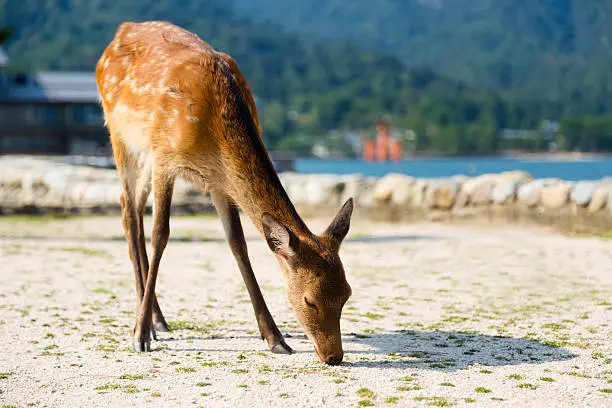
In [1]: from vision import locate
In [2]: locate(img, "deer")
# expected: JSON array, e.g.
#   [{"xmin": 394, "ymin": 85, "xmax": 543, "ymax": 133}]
[{"xmin": 95, "ymin": 21, "xmax": 354, "ymax": 365}]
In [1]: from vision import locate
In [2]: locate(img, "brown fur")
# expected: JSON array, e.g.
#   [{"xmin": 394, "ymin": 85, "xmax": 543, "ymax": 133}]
[{"xmin": 96, "ymin": 21, "xmax": 353, "ymax": 364}]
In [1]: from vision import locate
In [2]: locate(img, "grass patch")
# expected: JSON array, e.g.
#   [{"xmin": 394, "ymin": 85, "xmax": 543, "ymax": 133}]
[
  {"xmin": 57, "ymin": 247, "xmax": 109, "ymax": 257},
  {"xmin": 397, "ymin": 385, "xmax": 422, "ymax": 392},
  {"xmin": 507, "ymin": 374, "xmax": 523, "ymax": 380},
  {"xmin": 385, "ymin": 396, "xmax": 400, "ymax": 404},
  {"xmin": 413, "ymin": 396, "xmax": 451, "ymax": 406},
  {"xmin": 119, "ymin": 373, "xmax": 147, "ymax": 380},
  {"xmin": 539, "ymin": 377, "xmax": 555, "ymax": 382},
  {"xmin": 95, "ymin": 383, "xmax": 122, "ymax": 392},
  {"xmin": 123, "ymin": 384, "xmax": 139, "ymax": 394},
  {"xmin": 258, "ymin": 364, "xmax": 272, "ymax": 373},
  {"xmin": 357, "ymin": 388, "xmax": 375, "ymax": 398},
  {"xmin": 474, "ymin": 387, "xmax": 491, "ymax": 394},
  {"xmin": 600, "ymin": 388, "xmax": 612, "ymax": 393},
  {"xmin": 440, "ymin": 382, "xmax": 455, "ymax": 387},
  {"xmin": 196, "ymin": 382, "xmax": 212, "ymax": 387},
  {"xmin": 175, "ymin": 367, "xmax": 197, "ymax": 373},
  {"xmin": 232, "ymin": 369, "xmax": 248, "ymax": 374},
  {"xmin": 358, "ymin": 400, "xmax": 375, "ymax": 407},
  {"xmin": 517, "ymin": 383, "xmax": 537, "ymax": 390},
  {"xmin": 92, "ymin": 287, "xmax": 113, "ymax": 295}
]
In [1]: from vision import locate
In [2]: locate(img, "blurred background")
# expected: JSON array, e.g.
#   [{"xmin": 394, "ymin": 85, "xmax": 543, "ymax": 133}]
[{"xmin": 1, "ymin": 0, "xmax": 611, "ymax": 179}]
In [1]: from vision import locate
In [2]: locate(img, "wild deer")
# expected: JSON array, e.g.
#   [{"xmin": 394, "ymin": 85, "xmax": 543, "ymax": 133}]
[{"xmin": 95, "ymin": 21, "xmax": 353, "ymax": 365}]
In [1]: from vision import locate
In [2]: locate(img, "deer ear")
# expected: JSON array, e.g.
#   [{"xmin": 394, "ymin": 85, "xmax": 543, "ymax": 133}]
[
  {"xmin": 324, "ymin": 197, "xmax": 354, "ymax": 246},
  {"xmin": 262, "ymin": 213, "xmax": 297, "ymax": 260}
]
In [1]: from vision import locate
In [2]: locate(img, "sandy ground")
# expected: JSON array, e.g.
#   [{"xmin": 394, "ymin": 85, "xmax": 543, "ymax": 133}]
[{"xmin": 0, "ymin": 213, "xmax": 611, "ymax": 408}]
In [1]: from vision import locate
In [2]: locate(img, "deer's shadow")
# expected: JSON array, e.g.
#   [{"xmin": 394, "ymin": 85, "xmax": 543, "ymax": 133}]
[
  {"xmin": 341, "ymin": 329, "xmax": 576, "ymax": 370},
  {"xmin": 158, "ymin": 328, "xmax": 576, "ymax": 371}
]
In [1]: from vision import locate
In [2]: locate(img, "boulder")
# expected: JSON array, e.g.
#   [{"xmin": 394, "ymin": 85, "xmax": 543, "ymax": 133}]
[
  {"xmin": 517, "ymin": 178, "xmax": 560, "ymax": 207},
  {"xmin": 411, "ymin": 179, "xmax": 429, "ymax": 208},
  {"xmin": 81, "ymin": 184, "xmax": 109, "ymax": 207},
  {"xmin": 304, "ymin": 175, "xmax": 345, "ymax": 206},
  {"xmin": 540, "ymin": 182, "xmax": 572, "ymax": 210},
  {"xmin": 588, "ymin": 183, "xmax": 612, "ymax": 213},
  {"xmin": 373, "ymin": 173, "xmax": 415, "ymax": 205},
  {"xmin": 339, "ymin": 174, "xmax": 377, "ymax": 207},
  {"xmin": 470, "ymin": 179, "xmax": 496, "ymax": 206},
  {"xmin": 279, "ymin": 173, "xmax": 310, "ymax": 204},
  {"xmin": 571, "ymin": 181, "xmax": 599, "ymax": 207},
  {"xmin": 461, "ymin": 174, "xmax": 499, "ymax": 195},
  {"xmin": 425, "ymin": 179, "xmax": 460, "ymax": 209},
  {"xmin": 492, "ymin": 180, "xmax": 519, "ymax": 204},
  {"xmin": 498, "ymin": 170, "xmax": 533, "ymax": 185},
  {"xmin": 454, "ymin": 190, "xmax": 470, "ymax": 208}
]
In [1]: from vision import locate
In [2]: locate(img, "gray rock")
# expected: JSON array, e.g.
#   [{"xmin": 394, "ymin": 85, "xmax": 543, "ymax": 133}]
[
  {"xmin": 305, "ymin": 175, "xmax": 345, "ymax": 206},
  {"xmin": 492, "ymin": 180, "xmax": 519, "ymax": 204},
  {"xmin": 571, "ymin": 181, "xmax": 599, "ymax": 207},
  {"xmin": 340, "ymin": 175, "xmax": 377, "ymax": 207},
  {"xmin": 517, "ymin": 179, "xmax": 560, "ymax": 207}
]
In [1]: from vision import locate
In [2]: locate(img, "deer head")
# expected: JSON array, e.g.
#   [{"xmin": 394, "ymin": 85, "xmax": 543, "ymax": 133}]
[{"xmin": 262, "ymin": 198, "xmax": 354, "ymax": 365}]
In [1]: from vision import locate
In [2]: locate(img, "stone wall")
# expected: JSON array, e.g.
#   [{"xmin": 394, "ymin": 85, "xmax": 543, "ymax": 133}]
[{"xmin": 1, "ymin": 156, "xmax": 611, "ymax": 233}]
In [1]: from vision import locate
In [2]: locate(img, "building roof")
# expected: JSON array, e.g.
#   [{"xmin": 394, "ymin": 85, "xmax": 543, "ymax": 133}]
[{"xmin": 33, "ymin": 71, "xmax": 100, "ymax": 102}]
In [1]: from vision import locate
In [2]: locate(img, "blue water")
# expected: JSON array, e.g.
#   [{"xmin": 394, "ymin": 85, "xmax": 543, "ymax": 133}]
[{"xmin": 294, "ymin": 156, "xmax": 612, "ymax": 181}]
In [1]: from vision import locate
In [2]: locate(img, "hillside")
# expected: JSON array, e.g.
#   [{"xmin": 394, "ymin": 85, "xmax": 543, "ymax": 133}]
[
  {"xmin": 232, "ymin": 0, "xmax": 612, "ymax": 104},
  {"xmin": 2, "ymin": 0, "xmax": 547, "ymax": 154},
  {"xmin": 2, "ymin": 1, "xmax": 610, "ymax": 153}
]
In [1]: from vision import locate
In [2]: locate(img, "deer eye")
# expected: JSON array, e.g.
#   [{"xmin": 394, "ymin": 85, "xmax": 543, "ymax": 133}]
[{"xmin": 304, "ymin": 297, "xmax": 318, "ymax": 312}]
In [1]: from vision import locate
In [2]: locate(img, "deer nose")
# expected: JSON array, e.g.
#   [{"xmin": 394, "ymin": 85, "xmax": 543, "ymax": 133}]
[{"xmin": 325, "ymin": 352, "xmax": 344, "ymax": 366}]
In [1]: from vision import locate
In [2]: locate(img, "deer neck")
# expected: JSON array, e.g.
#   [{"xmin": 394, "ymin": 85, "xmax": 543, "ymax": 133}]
[{"xmin": 220, "ymin": 127, "xmax": 311, "ymax": 240}]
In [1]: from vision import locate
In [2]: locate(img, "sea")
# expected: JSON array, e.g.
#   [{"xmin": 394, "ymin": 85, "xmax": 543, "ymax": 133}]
[{"xmin": 293, "ymin": 156, "xmax": 612, "ymax": 181}]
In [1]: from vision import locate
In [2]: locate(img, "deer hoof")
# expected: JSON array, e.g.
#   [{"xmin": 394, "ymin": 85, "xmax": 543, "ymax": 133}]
[
  {"xmin": 271, "ymin": 341, "xmax": 293, "ymax": 355},
  {"xmin": 133, "ymin": 339, "xmax": 151, "ymax": 352},
  {"xmin": 154, "ymin": 321, "xmax": 171, "ymax": 332}
]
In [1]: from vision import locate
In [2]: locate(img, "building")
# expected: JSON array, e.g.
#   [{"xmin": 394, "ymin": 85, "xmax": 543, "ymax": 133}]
[{"xmin": 0, "ymin": 48, "xmax": 107, "ymax": 155}]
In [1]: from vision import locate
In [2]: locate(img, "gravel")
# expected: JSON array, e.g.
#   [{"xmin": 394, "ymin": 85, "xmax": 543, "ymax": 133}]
[{"xmin": 0, "ymin": 214, "xmax": 611, "ymax": 407}]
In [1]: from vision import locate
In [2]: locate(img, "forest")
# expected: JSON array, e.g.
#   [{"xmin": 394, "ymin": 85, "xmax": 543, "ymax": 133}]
[{"xmin": 2, "ymin": 0, "xmax": 612, "ymax": 155}]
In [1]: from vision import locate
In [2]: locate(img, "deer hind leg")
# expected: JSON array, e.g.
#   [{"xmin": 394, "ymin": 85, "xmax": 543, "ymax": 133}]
[
  {"xmin": 133, "ymin": 163, "xmax": 170, "ymax": 334},
  {"xmin": 211, "ymin": 192, "xmax": 293, "ymax": 354},
  {"xmin": 110, "ymin": 134, "xmax": 167, "ymax": 347},
  {"xmin": 133, "ymin": 163, "xmax": 174, "ymax": 352}
]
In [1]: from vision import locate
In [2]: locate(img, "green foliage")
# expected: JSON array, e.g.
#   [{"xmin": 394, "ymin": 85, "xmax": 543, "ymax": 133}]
[
  {"xmin": 4, "ymin": 1, "xmax": 607, "ymax": 154},
  {"xmin": 232, "ymin": 0, "xmax": 612, "ymax": 102}
]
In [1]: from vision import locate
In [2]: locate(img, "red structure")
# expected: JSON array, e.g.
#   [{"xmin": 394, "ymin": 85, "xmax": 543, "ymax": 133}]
[
  {"xmin": 363, "ymin": 119, "xmax": 402, "ymax": 162},
  {"xmin": 363, "ymin": 139, "xmax": 375, "ymax": 162},
  {"xmin": 389, "ymin": 139, "xmax": 402, "ymax": 162},
  {"xmin": 375, "ymin": 119, "xmax": 389, "ymax": 161}
]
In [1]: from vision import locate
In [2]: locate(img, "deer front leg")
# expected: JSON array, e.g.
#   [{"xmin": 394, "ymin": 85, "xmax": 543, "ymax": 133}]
[
  {"xmin": 133, "ymin": 169, "xmax": 174, "ymax": 352},
  {"xmin": 212, "ymin": 193, "xmax": 293, "ymax": 354}
]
